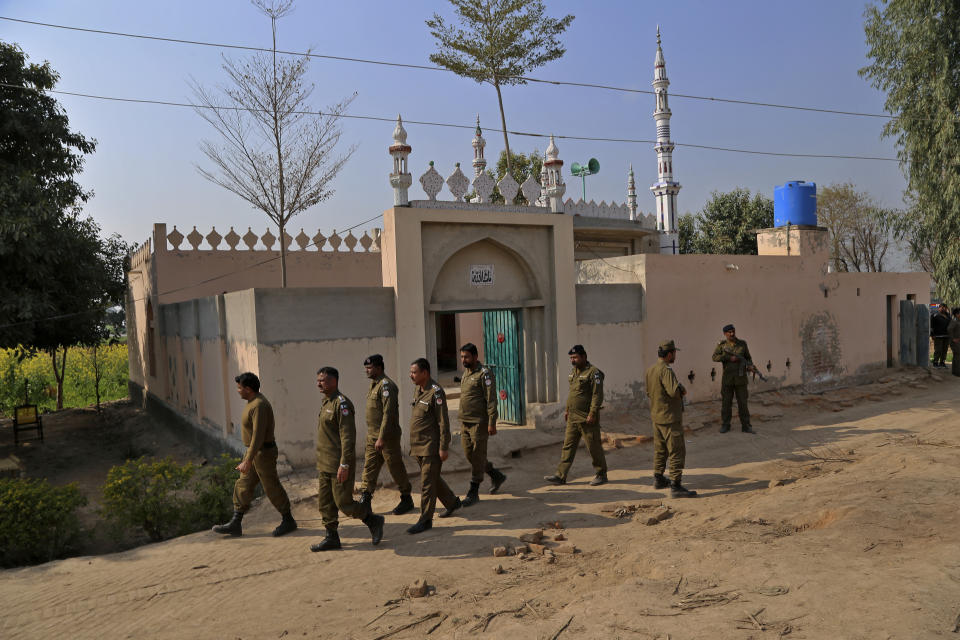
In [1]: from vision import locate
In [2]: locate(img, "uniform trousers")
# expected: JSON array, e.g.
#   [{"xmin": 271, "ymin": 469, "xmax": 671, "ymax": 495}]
[
  {"xmin": 360, "ymin": 434, "xmax": 412, "ymax": 495},
  {"xmin": 317, "ymin": 466, "xmax": 367, "ymax": 530},
  {"xmin": 933, "ymin": 337, "xmax": 950, "ymax": 366},
  {"xmin": 461, "ymin": 423, "xmax": 490, "ymax": 484},
  {"xmin": 951, "ymin": 342, "xmax": 960, "ymax": 377},
  {"xmin": 720, "ymin": 382, "xmax": 751, "ymax": 429},
  {"xmin": 232, "ymin": 446, "xmax": 291, "ymax": 515},
  {"xmin": 652, "ymin": 421, "xmax": 686, "ymax": 483},
  {"xmin": 556, "ymin": 420, "xmax": 607, "ymax": 480},
  {"xmin": 416, "ymin": 454, "xmax": 458, "ymax": 520}
]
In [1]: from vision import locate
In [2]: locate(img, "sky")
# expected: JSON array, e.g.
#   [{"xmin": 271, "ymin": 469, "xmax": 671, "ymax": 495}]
[{"xmin": 1, "ymin": 0, "xmax": 908, "ymax": 253}]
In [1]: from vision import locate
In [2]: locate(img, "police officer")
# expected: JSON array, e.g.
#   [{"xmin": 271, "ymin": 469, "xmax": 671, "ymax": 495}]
[
  {"xmin": 544, "ymin": 345, "xmax": 608, "ymax": 486},
  {"xmin": 711, "ymin": 324, "xmax": 756, "ymax": 434},
  {"xmin": 213, "ymin": 372, "xmax": 297, "ymax": 537},
  {"xmin": 406, "ymin": 358, "xmax": 461, "ymax": 534},
  {"xmin": 458, "ymin": 343, "xmax": 507, "ymax": 507},
  {"xmin": 358, "ymin": 355, "xmax": 414, "ymax": 515},
  {"xmin": 949, "ymin": 307, "xmax": 960, "ymax": 377},
  {"xmin": 645, "ymin": 341, "xmax": 696, "ymax": 498},
  {"xmin": 310, "ymin": 366, "xmax": 385, "ymax": 552}
]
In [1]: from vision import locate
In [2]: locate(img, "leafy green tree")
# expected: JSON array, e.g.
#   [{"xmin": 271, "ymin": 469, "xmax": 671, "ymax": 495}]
[
  {"xmin": 426, "ymin": 0, "xmax": 574, "ymax": 176},
  {"xmin": 690, "ymin": 188, "xmax": 773, "ymax": 255},
  {"xmin": 0, "ymin": 42, "xmax": 95, "ymax": 347},
  {"xmin": 492, "ymin": 149, "xmax": 542, "ymax": 204},
  {"xmin": 677, "ymin": 213, "xmax": 697, "ymax": 254},
  {"xmin": 861, "ymin": 0, "xmax": 960, "ymax": 300},
  {"xmin": 0, "ymin": 43, "xmax": 129, "ymax": 409}
]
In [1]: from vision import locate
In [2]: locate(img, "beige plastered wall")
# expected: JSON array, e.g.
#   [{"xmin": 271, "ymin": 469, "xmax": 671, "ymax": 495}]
[{"xmin": 576, "ymin": 251, "xmax": 930, "ymax": 406}]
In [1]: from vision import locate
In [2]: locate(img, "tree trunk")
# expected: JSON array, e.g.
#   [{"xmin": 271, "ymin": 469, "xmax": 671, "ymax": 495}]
[
  {"xmin": 279, "ymin": 220, "xmax": 287, "ymax": 288},
  {"xmin": 92, "ymin": 345, "xmax": 102, "ymax": 413},
  {"xmin": 493, "ymin": 79, "xmax": 513, "ymax": 177},
  {"xmin": 50, "ymin": 346, "xmax": 68, "ymax": 411}
]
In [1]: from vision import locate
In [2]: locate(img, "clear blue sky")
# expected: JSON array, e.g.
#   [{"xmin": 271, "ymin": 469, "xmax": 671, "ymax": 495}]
[{"xmin": 1, "ymin": 0, "xmax": 905, "ymax": 250}]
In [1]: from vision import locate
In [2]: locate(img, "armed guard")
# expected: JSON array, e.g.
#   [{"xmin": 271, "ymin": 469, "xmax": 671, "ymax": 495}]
[
  {"xmin": 544, "ymin": 345, "xmax": 608, "ymax": 486},
  {"xmin": 457, "ymin": 343, "xmax": 507, "ymax": 506},
  {"xmin": 310, "ymin": 366, "xmax": 385, "ymax": 552},
  {"xmin": 645, "ymin": 341, "xmax": 696, "ymax": 497},
  {"xmin": 711, "ymin": 324, "xmax": 757, "ymax": 434},
  {"xmin": 358, "ymin": 354, "xmax": 414, "ymax": 515}
]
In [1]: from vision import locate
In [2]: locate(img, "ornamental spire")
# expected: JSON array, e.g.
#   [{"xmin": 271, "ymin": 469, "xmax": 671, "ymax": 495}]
[
  {"xmin": 650, "ymin": 28, "xmax": 681, "ymax": 252},
  {"xmin": 471, "ymin": 115, "xmax": 487, "ymax": 179}
]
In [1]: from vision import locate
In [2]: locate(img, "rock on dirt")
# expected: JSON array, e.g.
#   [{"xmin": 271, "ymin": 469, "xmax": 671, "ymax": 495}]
[
  {"xmin": 641, "ymin": 507, "xmax": 673, "ymax": 526},
  {"xmin": 519, "ymin": 530, "xmax": 544, "ymax": 543},
  {"xmin": 554, "ymin": 543, "xmax": 578, "ymax": 554},
  {"xmin": 405, "ymin": 578, "xmax": 431, "ymax": 598},
  {"xmin": 493, "ymin": 546, "xmax": 508, "ymax": 557}
]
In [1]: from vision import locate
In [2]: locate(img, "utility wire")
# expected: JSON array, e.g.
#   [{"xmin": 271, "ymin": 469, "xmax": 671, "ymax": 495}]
[
  {"xmin": 0, "ymin": 14, "xmax": 902, "ymax": 122},
  {"xmin": 0, "ymin": 213, "xmax": 385, "ymax": 331},
  {"xmin": 0, "ymin": 82, "xmax": 900, "ymax": 161}
]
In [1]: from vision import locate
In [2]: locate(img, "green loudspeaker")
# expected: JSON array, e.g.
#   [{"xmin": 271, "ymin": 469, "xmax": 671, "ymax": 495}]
[
  {"xmin": 587, "ymin": 157, "xmax": 599, "ymax": 174},
  {"xmin": 571, "ymin": 158, "xmax": 600, "ymax": 176},
  {"xmin": 571, "ymin": 162, "xmax": 582, "ymax": 175}
]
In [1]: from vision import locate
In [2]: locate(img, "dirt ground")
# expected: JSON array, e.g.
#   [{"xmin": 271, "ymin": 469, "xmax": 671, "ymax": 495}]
[{"xmin": 2, "ymin": 369, "xmax": 960, "ymax": 639}]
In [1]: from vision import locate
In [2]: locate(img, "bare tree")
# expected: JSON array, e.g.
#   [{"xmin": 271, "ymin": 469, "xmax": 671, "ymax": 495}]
[
  {"xmin": 191, "ymin": 0, "xmax": 356, "ymax": 287},
  {"xmin": 818, "ymin": 183, "xmax": 894, "ymax": 272},
  {"xmin": 426, "ymin": 0, "xmax": 574, "ymax": 176}
]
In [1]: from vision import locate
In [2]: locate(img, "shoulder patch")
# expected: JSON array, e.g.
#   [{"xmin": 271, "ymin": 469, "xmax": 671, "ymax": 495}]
[
  {"xmin": 382, "ymin": 388, "xmax": 390, "ymax": 397},
  {"xmin": 341, "ymin": 406, "xmax": 350, "ymax": 416},
  {"xmin": 435, "ymin": 395, "xmax": 443, "ymax": 405}
]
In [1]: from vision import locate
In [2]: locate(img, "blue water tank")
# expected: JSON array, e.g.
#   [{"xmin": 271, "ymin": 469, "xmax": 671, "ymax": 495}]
[{"xmin": 774, "ymin": 180, "xmax": 817, "ymax": 227}]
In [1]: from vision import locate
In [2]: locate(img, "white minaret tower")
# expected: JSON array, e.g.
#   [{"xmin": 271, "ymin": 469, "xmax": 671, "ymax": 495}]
[
  {"xmin": 471, "ymin": 115, "xmax": 487, "ymax": 179},
  {"xmin": 650, "ymin": 26, "xmax": 681, "ymax": 254},
  {"xmin": 627, "ymin": 164, "xmax": 638, "ymax": 221},
  {"xmin": 389, "ymin": 115, "xmax": 412, "ymax": 206}
]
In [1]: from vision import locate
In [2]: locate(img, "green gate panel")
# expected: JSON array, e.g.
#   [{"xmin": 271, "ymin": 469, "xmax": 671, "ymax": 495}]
[{"xmin": 482, "ymin": 310, "xmax": 525, "ymax": 424}]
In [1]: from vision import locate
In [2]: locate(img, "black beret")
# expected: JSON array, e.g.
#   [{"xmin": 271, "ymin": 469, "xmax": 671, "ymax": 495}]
[
  {"xmin": 568, "ymin": 344, "xmax": 586, "ymax": 356},
  {"xmin": 363, "ymin": 354, "xmax": 384, "ymax": 367},
  {"xmin": 722, "ymin": 324, "xmax": 735, "ymax": 333}
]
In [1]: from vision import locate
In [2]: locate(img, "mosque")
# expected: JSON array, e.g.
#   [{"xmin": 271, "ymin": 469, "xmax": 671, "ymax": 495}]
[{"xmin": 124, "ymin": 31, "xmax": 930, "ymax": 465}]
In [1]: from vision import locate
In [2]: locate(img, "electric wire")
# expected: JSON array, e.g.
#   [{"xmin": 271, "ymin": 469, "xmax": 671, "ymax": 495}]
[
  {"xmin": 0, "ymin": 82, "xmax": 900, "ymax": 162},
  {"xmin": 0, "ymin": 14, "xmax": 903, "ymax": 122}
]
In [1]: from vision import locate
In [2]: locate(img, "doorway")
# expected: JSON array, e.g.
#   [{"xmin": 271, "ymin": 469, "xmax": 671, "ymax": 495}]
[
  {"xmin": 886, "ymin": 295, "xmax": 896, "ymax": 367},
  {"xmin": 434, "ymin": 309, "xmax": 526, "ymax": 424}
]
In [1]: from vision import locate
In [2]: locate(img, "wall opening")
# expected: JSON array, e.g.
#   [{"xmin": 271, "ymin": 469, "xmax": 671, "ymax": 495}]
[
  {"xmin": 146, "ymin": 300, "xmax": 157, "ymax": 378},
  {"xmin": 907, "ymin": 293, "xmax": 917, "ymax": 302},
  {"xmin": 886, "ymin": 295, "xmax": 896, "ymax": 367},
  {"xmin": 856, "ymin": 287, "xmax": 860, "ymax": 297}
]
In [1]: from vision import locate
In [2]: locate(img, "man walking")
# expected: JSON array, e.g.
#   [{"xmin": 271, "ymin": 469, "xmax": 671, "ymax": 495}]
[
  {"xmin": 213, "ymin": 372, "xmax": 297, "ymax": 538},
  {"xmin": 712, "ymin": 325, "xmax": 757, "ymax": 434},
  {"xmin": 358, "ymin": 354, "xmax": 414, "ymax": 516},
  {"xmin": 458, "ymin": 343, "xmax": 507, "ymax": 506},
  {"xmin": 544, "ymin": 345, "xmax": 608, "ymax": 486},
  {"xmin": 645, "ymin": 341, "xmax": 696, "ymax": 498},
  {"xmin": 931, "ymin": 303, "xmax": 952, "ymax": 368},
  {"xmin": 949, "ymin": 307, "xmax": 960, "ymax": 377},
  {"xmin": 406, "ymin": 358, "xmax": 461, "ymax": 534},
  {"xmin": 310, "ymin": 366, "xmax": 385, "ymax": 552}
]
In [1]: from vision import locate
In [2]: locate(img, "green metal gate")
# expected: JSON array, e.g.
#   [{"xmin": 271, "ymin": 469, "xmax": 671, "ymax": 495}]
[{"xmin": 482, "ymin": 309, "xmax": 525, "ymax": 424}]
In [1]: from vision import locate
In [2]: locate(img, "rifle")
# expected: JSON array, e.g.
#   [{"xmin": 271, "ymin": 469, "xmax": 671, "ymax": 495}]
[{"xmin": 723, "ymin": 347, "xmax": 767, "ymax": 382}]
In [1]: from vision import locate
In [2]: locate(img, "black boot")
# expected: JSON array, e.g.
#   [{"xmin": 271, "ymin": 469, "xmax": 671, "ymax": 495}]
[
  {"xmin": 406, "ymin": 518, "xmax": 432, "ymax": 535},
  {"xmin": 653, "ymin": 473, "xmax": 670, "ymax": 489},
  {"xmin": 543, "ymin": 474, "xmax": 566, "ymax": 485},
  {"xmin": 670, "ymin": 479, "xmax": 697, "ymax": 498},
  {"xmin": 741, "ymin": 425, "xmax": 756, "ymax": 434},
  {"xmin": 212, "ymin": 511, "xmax": 243, "ymax": 536},
  {"xmin": 590, "ymin": 472, "xmax": 608, "ymax": 486},
  {"xmin": 462, "ymin": 482, "xmax": 481, "ymax": 507},
  {"xmin": 359, "ymin": 490, "xmax": 373, "ymax": 507},
  {"xmin": 486, "ymin": 464, "xmax": 507, "ymax": 494},
  {"xmin": 272, "ymin": 512, "xmax": 297, "ymax": 537},
  {"xmin": 438, "ymin": 497, "xmax": 462, "ymax": 518},
  {"xmin": 363, "ymin": 513, "xmax": 385, "ymax": 546},
  {"xmin": 310, "ymin": 528, "xmax": 341, "ymax": 551},
  {"xmin": 719, "ymin": 424, "xmax": 730, "ymax": 433},
  {"xmin": 393, "ymin": 493, "xmax": 415, "ymax": 515}
]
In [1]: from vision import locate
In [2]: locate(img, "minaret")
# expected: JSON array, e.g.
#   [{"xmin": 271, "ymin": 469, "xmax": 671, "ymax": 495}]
[
  {"xmin": 472, "ymin": 115, "xmax": 487, "ymax": 179},
  {"xmin": 389, "ymin": 115, "xmax": 412, "ymax": 206},
  {"xmin": 543, "ymin": 135, "xmax": 566, "ymax": 213},
  {"xmin": 627, "ymin": 164, "xmax": 638, "ymax": 221},
  {"xmin": 650, "ymin": 26, "xmax": 681, "ymax": 253}
]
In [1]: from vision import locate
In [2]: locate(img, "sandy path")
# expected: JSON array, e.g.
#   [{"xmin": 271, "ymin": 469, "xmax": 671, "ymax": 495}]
[{"xmin": 2, "ymin": 371, "xmax": 958, "ymax": 639}]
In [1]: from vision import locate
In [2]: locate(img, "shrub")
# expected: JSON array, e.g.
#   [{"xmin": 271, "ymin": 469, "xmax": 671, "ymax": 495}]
[
  {"xmin": 0, "ymin": 479, "xmax": 88, "ymax": 567},
  {"xmin": 101, "ymin": 454, "xmax": 240, "ymax": 542}
]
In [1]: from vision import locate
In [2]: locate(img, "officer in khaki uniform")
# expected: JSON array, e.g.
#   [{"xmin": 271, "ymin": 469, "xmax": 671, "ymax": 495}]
[
  {"xmin": 645, "ymin": 341, "xmax": 696, "ymax": 498},
  {"xmin": 213, "ymin": 372, "xmax": 297, "ymax": 537},
  {"xmin": 458, "ymin": 343, "xmax": 507, "ymax": 507},
  {"xmin": 406, "ymin": 358, "xmax": 461, "ymax": 534},
  {"xmin": 311, "ymin": 366, "xmax": 385, "ymax": 552},
  {"xmin": 544, "ymin": 345, "xmax": 608, "ymax": 486},
  {"xmin": 358, "ymin": 354, "xmax": 414, "ymax": 515},
  {"xmin": 711, "ymin": 324, "xmax": 756, "ymax": 434}
]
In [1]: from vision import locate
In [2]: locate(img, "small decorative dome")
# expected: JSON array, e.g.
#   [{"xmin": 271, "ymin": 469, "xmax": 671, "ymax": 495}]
[
  {"xmin": 545, "ymin": 134, "xmax": 559, "ymax": 160},
  {"xmin": 392, "ymin": 114, "xmax": 408, "ymax": 145}
]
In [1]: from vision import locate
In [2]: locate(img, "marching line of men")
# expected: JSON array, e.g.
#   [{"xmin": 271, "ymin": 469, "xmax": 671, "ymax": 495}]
[{"xmin": 213, "ymin": 327, "xmax": 761, "ymax": 549}]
